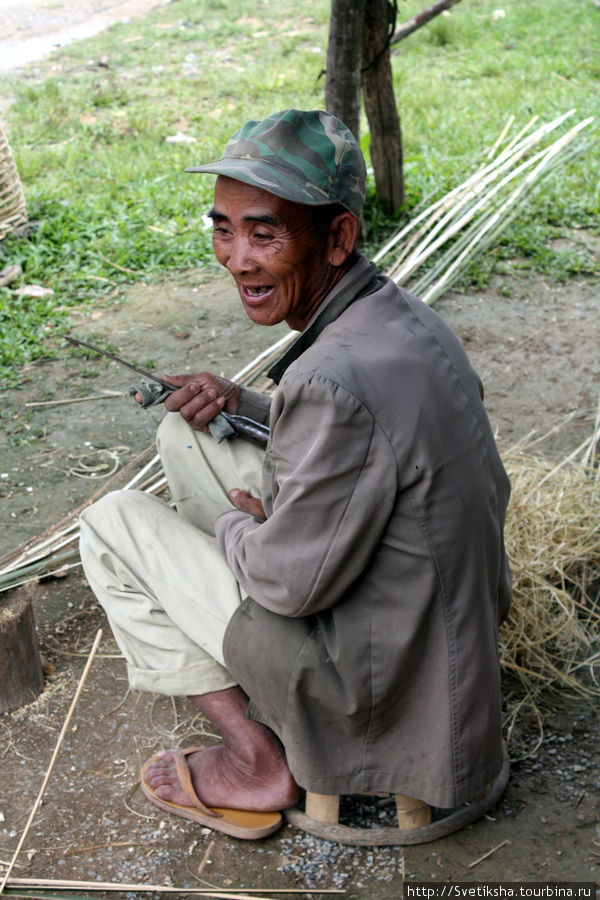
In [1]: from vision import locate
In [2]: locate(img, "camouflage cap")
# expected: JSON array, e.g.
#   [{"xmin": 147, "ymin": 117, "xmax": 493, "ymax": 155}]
[{"xmin": 186, "ymin": 108, "xmax": 366, "ymax": 218}]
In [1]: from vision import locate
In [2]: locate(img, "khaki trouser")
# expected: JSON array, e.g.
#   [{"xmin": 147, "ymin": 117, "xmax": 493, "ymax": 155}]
[{"xmin": 79, "ymin": 413, "xmax": 265, "ymax": 696}]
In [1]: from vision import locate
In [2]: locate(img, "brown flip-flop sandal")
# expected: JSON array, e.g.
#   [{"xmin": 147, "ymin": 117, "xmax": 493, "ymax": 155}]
[
  {"xmin": 284, "ymin": 755, "xmax": 510, "ymax": 846},
  {"xmin": 140, "ymin": 747, "xmax": 283, "ymax": 840}
]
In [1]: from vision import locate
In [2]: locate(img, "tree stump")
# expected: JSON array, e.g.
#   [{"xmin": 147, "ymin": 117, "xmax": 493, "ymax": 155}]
[{"xmin": 0, "ymin": 586, "xmax": 44, "ymax": 714}]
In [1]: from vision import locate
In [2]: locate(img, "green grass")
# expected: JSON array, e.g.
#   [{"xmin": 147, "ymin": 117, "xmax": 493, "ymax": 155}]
[{"xmin": 0, "ymin": 0, "xmax": 598, "ymax": 386}]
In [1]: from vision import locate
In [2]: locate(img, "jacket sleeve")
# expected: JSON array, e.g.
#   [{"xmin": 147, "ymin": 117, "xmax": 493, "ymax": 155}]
[
  {"xmin": 215, "ymin": 370, "xmax": 397, "ymax": 617},
  {"xmin": 236, "ymin": 387, "xmax": 271, "ymax": 425}
]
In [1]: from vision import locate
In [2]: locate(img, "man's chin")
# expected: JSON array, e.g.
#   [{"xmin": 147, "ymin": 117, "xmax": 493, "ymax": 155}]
[{"xmin": 242, "ymin": 301, "xmax": 284, "ymax": 327}]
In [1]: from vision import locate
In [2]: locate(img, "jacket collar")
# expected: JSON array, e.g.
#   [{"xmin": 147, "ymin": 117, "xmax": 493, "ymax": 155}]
[{"xmin": 267, "ymin": 252, "xmax": 379, "ymax": 384}]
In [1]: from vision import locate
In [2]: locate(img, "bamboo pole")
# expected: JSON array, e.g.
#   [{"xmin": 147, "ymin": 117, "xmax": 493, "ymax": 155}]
[
  {"xmin": 372, "ymin": 109, "xmax": 577, "ymax": 266},
  {"xmin": 0, "ymin": 631, "xmax": 103, "ymax": 895},
  {"xmin": 386, "ymin": 116, "xmax": 588, "ymax": 289},
  {"xmin": 419, "ymin": 118, "xmax": 593, "ymax": 304},
  {"xmin": 231, "ymin": 331, "xmax": 296, "ymax": 383},
  {"xmin": 5, "ymin": 878, "xmax": 343, "ymax": 896}
]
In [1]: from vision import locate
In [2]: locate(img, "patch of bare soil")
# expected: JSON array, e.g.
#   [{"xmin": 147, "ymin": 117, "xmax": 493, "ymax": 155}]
[
  {"xmin": 1, "ymin": 246, "xmax": 599, "ymax": 893},
  {"xmin": 0, "ymin": 0, "xmax": 166, "ymax": 71}
]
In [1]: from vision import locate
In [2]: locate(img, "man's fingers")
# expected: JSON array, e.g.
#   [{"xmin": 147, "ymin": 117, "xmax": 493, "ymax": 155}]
[
  {"xmin": 229, "ymin": 489, "xmax": 265, "ymax": 520},
  {"xmin": 165, "ymin": 382, "xmax": 217, "ymax": 415},
  {"xmin": 190, "ymin": 396, "xmax": 225, "ymax": 430},
  {"xmin": 164, "ymin": 381, "xmax": 198, "ymax": 411},
  {"xmin": 160, "ymin": 372, "xmax": 187, "ymax": 387},
  {"xmin": 173, "ymin": 387, "xmax": 226, "ymax": 431}
]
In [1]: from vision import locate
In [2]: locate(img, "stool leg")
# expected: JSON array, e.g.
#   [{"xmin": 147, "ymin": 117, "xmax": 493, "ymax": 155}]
[
  {"xmin": 305, "ymin": 792, "xmax": 340, "ymax": 824},
  {"xmin": 395, "ymin": 793, "xmax": 431, "ymax": 829}
]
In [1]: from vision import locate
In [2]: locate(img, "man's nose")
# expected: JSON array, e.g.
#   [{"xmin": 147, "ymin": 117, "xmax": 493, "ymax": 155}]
[{"xmin": 226, "ymin": 236, "xmax": 256, "ymax": 274}]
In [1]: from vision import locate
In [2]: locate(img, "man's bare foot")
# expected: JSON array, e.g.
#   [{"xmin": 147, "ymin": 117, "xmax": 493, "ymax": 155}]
[
  {"xmin": 143, "ymin": 686, "xmax": 299, "ymax": 812},
  {"xmin": 143, "ymin": 743, "xmax": 299, "ymax": 811}
]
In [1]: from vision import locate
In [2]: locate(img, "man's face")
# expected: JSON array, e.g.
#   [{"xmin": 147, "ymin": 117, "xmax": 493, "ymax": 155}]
[{"xmin": 209, "ymin": 176, "xmax": 336, "ymax": 332}]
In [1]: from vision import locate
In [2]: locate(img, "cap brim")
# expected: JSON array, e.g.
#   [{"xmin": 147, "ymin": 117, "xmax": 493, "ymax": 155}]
[{"xmin": 185, "ymin": 158, "xmax": 336, "ymax": 209}]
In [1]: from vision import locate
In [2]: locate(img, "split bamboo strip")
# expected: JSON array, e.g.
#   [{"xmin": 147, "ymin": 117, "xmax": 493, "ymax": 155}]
[
  {"xmin": 383, "ymin": 116, "xmax": 592, "ymax": 301},
  {"xmin": 383, "ymin": 125, "xmax": 554, "ymax": 279},
  {"xmin": 411, "ymin": 146, "xmax": 579, "ymax": 304},
  {"xmin": 231, "ymin": 331, "xmax": 296, "ymax": 383},
  {"xmin": 6, "ymin": 878, "xmax": 343, "ymax": 896},
  {"xmin": 0, "ymin": 556, "xmax": 81, "ymax": 592},
  {"xmin": 482, "ymin": 115, "xmax": 515, "ymax": 162},
  {"xmin": 372, "ymin": 109, "xmax": 576, "ymax": 266},
  {"xmin": 373, "ymin": 114, "xmax": 576, "ymax": 295},
  {"xmin": 373, "ymin": 111, "xmax": 593, "ymax": 312},
  {"xmin": 0, "ymin": 630, "xmax": 103, "ymax": 895},
  {"xmin": 408, "ymin": 137, "xmax": 584, "ymax": 305},
  {"xmin": 492, "ymin": 114, "xmax": 540, "ymax": 164},
  {"xmin": 385, "ymin": 143, "xmax": 545, "ymax": 284},
  {"xmin": 0, "ymin": 525, "xmax": 79, "ymax": 580},
  {"xmin": 3, "ymin": 889, "xmax": 275, "ymax": 900},
  {"xmin": 467, "ymin": 839, "xmax": 511, "ymax": 869},
  {"xmin": 25, "ymin": 391, "xmax": 124, "ymax": 407},
  {"xmin": 418, "ymin": 121, "xmax": 593, "ymax": 305},
  {"xmin": 580, "ymin": 394, "xmax": 600, "ymax": 473},
  {"xmin": 195, "ymin": 838, "xmax": 216, "ymax": 877}
]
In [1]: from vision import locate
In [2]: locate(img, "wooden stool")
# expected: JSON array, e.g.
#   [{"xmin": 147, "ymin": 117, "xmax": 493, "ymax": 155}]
[
  {"xmin": 284, "ymin": 754, "xmax": 510, "ymax": 846},
  {"xmin": 306, "ymin": 790, "xmax": 431, "ymax": 829},
  {"xmin": 284, "ymin": 789, "xmax": 433, "ymax": 845}
]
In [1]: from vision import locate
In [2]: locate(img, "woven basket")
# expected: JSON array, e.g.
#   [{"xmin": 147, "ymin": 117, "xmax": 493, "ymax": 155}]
[{"xmin": 0, "ymin": 122, "xmax": 28, "ymax": 240}]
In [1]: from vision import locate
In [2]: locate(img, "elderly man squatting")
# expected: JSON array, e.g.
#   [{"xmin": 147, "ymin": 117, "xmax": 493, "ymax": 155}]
[{"xmin": 79, "ymin": 109, "xmax": 512, "ymax": 841}]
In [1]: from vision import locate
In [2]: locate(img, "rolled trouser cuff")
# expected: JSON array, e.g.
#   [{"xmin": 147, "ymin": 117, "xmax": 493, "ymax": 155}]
[{"xmin": 126, "ymin": 658, "xmax": 237, "ymax": 697}]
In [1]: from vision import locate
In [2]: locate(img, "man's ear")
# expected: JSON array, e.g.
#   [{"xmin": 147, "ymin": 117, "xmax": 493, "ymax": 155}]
[{"xmin": 327, "ymin": 212, "xmax": 359, "ymax": 267}]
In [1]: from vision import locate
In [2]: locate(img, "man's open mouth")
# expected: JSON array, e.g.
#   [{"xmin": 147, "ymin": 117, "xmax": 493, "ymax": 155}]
[{"xmin": 243, "ymin": 285, "xmax": 273, "ymax": 298}]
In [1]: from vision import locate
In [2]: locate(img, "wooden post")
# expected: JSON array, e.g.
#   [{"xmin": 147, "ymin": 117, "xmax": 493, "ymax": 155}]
[
  {"xmin": 361, "ymin": 0, "xmax": 405, "ymax": 213},
  {"xmin": 0, "ymin": 586, "xmax": 44, "ymax": 714},
  {"xmin": 325, "ymin": 0, "xmax": 366, "ymax": 143}
]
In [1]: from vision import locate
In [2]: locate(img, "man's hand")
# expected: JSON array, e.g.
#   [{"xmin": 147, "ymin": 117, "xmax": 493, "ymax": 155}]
[
  {"xmin": 161, "ymin": 372, "xmax": 242, "ymax": 433},
  {"xmin": 229, "ymin": 489, "xmax": 265, "ymax": 521}
]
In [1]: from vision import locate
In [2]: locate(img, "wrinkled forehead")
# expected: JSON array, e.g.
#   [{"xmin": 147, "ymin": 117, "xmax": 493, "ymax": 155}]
[{"xmin": 211, "ymin": 174, "xmax": 314, "ymax": 227}]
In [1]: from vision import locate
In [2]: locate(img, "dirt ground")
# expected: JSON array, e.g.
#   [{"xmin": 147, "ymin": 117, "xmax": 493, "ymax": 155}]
[{"xmin": 1, "ymin": 3, "xmax": 600, "ymax": 894}]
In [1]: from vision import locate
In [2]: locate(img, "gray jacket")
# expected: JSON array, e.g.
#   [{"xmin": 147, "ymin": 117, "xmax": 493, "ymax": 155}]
[{"xmin": 217, "ymin": 252, "xmax": 511, "ymax": 807}]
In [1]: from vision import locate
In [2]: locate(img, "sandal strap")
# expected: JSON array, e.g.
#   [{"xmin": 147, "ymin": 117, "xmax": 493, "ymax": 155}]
[{"xmin": 172, "ymin": 748, "xmax": 222, "ymax": 819}]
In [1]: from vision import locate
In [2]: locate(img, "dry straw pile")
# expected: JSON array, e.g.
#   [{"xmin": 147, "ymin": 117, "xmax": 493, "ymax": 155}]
[{"xmin": 499, "ymin": 430, "xmax": 600, "ymax": 745}]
